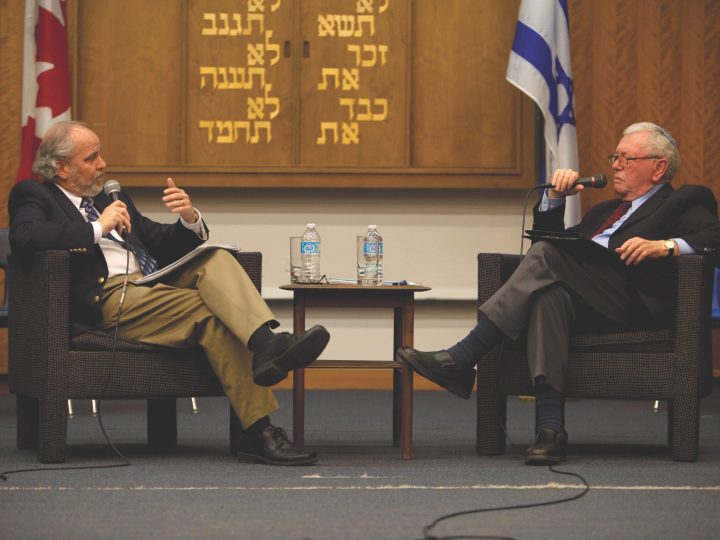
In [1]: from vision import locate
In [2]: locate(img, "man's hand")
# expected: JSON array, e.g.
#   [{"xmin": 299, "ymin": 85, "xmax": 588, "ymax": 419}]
[
  {"xmin": 615, "ymin": 237, "xmax": 675, "ymax": 266},
  {"xmin": 547, "ymin": 168, "xmax": 584, "ymax": 199},
  {"xmin": 163, "ymin": 177, "xmax": 197, "ymax": 223},
  {"xmin": 98, "ymin": 200, "xmax": 131, "ymax": 236}
]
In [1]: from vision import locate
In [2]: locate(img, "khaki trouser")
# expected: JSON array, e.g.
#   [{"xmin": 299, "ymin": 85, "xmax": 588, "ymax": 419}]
[{"xmin": 100, "ymin": 249, "xmax": 279, "ymax": 428}]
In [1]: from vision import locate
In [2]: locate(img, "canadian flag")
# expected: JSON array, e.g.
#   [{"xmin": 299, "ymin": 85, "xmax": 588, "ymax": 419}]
[{"xmin": 16, "ymin": 0, "xmax": 72, "ymax": 182}]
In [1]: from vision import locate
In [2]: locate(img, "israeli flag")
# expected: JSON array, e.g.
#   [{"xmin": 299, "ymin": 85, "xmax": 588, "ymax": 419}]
[{"xmin": 507, "ymin": 0, "xmax": 580, "ymax": 226}]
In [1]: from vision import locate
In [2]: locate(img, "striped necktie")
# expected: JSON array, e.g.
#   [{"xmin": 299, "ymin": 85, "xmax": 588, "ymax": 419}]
[
  {"xmin": 590, "ymin": 201, "xmax": 632, "ymax": 238},
  {"xmin": 80, "ymin": 198, "xmax": 159, "ymax": 275}
]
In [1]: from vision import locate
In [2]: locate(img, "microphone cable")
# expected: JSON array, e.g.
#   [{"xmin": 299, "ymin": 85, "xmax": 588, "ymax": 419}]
[
  {"xmin": 417, "ymin": 339, "xmax": 590, "ymax": 540},
  {"xmin": 2, "ymin": 228, "xmax": 133, "ymax": 481},
  {"xmin": 416, "ymin": 188, "xmax": 592, "ymax": 539}
]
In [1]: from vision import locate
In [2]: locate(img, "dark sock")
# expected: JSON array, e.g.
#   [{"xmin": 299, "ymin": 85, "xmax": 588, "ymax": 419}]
[
  {"xmin": 535, "ymin": 379, "xmax": 563, "ymax": 435},
  {"xmin": 447, "ymin": 314, "xmax": 503, "ymax": 370},
  {"xmin": 248, "ymin": 324, "xmax": 274, "ymax": 352},
  {"xmin": 245, "ymin": 415, "xmax": 271, "ymax": 437}
]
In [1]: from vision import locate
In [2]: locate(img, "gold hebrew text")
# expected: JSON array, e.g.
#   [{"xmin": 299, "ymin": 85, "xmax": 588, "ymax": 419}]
[
  {"xmin": 346, "ymin": 44, "xmax": 388, "ymax": 67},
  {"xmin": 199, "ymin": 66, "xmax": 267, "ymax": 90},
  {"xmin": 315, "ymin": 3, "xmax": 392, "ymax": 145},
  {"xmin": 318, "ymin": 14, "xmax": 376, "ymax": 38},
  {"xmin": 200, "ymin": 12, "xmax": 265, "ymax": 36},
  {"xmin": 355, "ymin": 0, "xmax": 391, "ymax": 14},
  {"xmin": 197, "ymin": 0, "xmax": 285, "ymax": 148},
  {"xmin": 198, "ymin": 120, "xmax": 272, "ymax": 144}
]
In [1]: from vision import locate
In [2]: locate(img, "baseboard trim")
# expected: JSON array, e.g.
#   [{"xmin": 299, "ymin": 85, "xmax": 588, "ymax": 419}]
[{"xmin": 274, "ymin": 369, "xmax": 472, "ymax": 391}]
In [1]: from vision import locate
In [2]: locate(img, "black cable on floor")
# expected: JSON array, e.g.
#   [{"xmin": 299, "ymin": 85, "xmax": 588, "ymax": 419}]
[
  {"xmin": 418, "ymin": 342, "xmax": 591, "ymax": 540},
  {"xmin": 419, "ymin": 465, "xmax": 590, "ymax": 540}
]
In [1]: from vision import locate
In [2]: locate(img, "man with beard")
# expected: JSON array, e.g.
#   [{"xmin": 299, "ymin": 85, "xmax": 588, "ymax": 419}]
[{"xmin": 10, "ymin": 121, "xmax": 329, "ymax": 466}]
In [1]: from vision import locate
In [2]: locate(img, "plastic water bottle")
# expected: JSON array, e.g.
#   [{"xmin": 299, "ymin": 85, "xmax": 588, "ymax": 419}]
[
  {"xmin": 358, "ymin": 225, "xmax": 383, "ymax": 285},
  {"xmin": 301, "ymin": 223, "xmax": 321, "ymax": 283}
]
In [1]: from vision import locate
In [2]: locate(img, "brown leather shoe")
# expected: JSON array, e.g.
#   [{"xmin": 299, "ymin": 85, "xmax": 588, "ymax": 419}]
[
  {"xmin": 236, "ymin": 425, "xmax": 318, "ymax": 466},
  {"xmin": 397, "ymin": 347, "xmax": 475, "ymax": 399},
  {"xmin": 252, "ymin": 325, "xmax": 330, "ymax": 386},
  {"xmin": 524, "ymin": 429, "xmax": 568, "ymax": 465}
]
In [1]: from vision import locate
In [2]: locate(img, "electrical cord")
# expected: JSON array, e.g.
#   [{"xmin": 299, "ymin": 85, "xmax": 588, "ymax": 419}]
[
  {"xmin": 1, "ymin": 243, "xmax": 132, "ymax": 481},
  {"xmin": 418, "ymin": 187, "xmax": 591, "ymax": 539},
  {"xmin": 418, "ymin": 340, "xmax": 590, "ymax": 540},
  {"xmin": 419, "ymin": 464, "xmax": 589, "ymax": 540}
]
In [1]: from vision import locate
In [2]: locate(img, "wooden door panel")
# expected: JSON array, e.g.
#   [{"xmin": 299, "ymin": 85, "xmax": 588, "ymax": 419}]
[
  {"xmin": 186, "ymin": 0, "xmax": 295, "ymax": 165},
  {"xmin": 298, "ymin": 0, "xmax": 409, "ymax": 166}
]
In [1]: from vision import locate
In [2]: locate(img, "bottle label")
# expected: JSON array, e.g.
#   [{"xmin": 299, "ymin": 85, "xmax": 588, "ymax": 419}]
[
  {"xmin": 363, "ymin": 241, "xmax": 383, "ymax": 256},
  {"xmin": 301, "ymin": 241, "xmax": 319, "ymax": 254}
]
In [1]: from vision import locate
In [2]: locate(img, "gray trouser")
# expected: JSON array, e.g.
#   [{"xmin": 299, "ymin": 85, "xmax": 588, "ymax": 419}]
[{"xmin": 480, "ymin": 241, "xmax": 638, "ymax": 391}]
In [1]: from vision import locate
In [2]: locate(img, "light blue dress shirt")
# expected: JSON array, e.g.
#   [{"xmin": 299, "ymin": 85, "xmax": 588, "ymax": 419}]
[{"xmin": 539, "ymin": 184, "xmax": 694, "ymax": 254}]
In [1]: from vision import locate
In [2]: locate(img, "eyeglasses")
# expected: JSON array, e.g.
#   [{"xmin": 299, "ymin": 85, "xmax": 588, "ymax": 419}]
[{"xmin": 607, "ymin": 153, "xmax": 661, "ymax": 166}]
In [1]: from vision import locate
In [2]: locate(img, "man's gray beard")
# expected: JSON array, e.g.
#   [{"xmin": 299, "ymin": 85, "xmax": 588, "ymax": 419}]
[{"xmin": 79, "ymin": 175, "xmax": 104, "ymax": 197}]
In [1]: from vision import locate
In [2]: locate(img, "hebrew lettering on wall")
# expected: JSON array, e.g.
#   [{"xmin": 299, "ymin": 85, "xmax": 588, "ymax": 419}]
[
  {"xmin": 196, "ymin": 2, "xmax": 283, "ymax": 146},
  {"xmin": 315, "ymin": 0, "xmax": 392, "ymax": 146}
]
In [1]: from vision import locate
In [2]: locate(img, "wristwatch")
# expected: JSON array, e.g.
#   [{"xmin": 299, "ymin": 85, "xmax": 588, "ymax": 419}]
[{"xmin": 664, "ymin": 239, "xmax": 675, "ymax": 257}]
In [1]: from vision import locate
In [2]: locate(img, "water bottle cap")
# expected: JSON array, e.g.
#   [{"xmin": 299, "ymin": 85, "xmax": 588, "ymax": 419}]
[
  {"xmin": 306, "ymin": 223, "xmax": 316, "ymax": 228},
  {"xmin": 368, "ymin": 224, "xmax": 377, "ymax": 229}
]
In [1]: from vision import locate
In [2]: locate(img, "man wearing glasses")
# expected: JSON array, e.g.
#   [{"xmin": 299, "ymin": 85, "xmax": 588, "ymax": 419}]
[{"xmin": 399, "ymin": 122, "xmax": 720, "ymax": 465}]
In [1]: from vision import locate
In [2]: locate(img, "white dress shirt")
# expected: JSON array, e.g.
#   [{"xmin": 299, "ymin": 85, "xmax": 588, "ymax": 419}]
[{"xmin": 57, "ymin": 184, "xmax": 207, "ymax": 277}]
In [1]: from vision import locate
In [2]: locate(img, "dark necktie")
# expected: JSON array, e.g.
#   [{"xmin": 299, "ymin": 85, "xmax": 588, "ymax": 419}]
[
  {"xmin": 590, "ymin": 201, "xmax": 632, "ymax": 238},
  {"xmin": 80, "ymin": 198, "xmax": 159, "ymax": 275}
]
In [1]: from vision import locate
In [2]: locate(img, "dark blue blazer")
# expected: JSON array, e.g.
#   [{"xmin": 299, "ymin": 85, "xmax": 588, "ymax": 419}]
[
  {"xmin": 531, "ymin": 183, "xmax": 720, "ymax": 328},
  {"xmin": 9, "ymin": 179, "xmax": 207, "ymax": 334}
]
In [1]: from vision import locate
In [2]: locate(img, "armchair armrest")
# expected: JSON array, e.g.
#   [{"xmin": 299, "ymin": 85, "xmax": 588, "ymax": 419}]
[
  {"xmin": 8, "ymin": 251, "xmax": 71, "ymax": 395},
  {"xmin": 477, "ymin": 253, "xmax": 520, "ymax": 306},
  {"xmin": 674, "ymin": 255, "xmax": 714, "ymax": 392},
  {"xmin": 232, "ymin": 251, "xmax": 262, "ymax": 293}
]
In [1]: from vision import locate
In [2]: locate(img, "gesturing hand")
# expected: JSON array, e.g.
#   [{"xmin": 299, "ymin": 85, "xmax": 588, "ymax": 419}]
[{"xmin": 163, "ymin": 177, "xmax": 197, "ymax": 223}]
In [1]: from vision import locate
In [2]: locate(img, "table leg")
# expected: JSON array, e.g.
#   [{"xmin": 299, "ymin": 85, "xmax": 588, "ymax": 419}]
[
  {"xmin": 400, "ymin": 294, "xmax": 414, "ymax": 460},
  {"xmin": 292, "ymin": 295, "xmax": 307, "ymax": 449},
  {"xmin": 393, "ymin": 308, "xmax": 402, "ymax": 447}
]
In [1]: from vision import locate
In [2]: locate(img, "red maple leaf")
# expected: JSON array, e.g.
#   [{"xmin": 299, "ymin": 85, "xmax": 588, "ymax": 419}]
[{"xmin": 35, "ymin": 1, "xmax": 71, "ymax": 117}]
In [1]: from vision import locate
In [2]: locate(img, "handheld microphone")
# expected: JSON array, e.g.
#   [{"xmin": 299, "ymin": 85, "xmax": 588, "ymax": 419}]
[
  {"xmin": 103, "ymin": 179, "xmax": 127, "ymax": 238},
  {"xmin": 536, "ymin": 173, "xmax": 607, "ymax": 190},
  {"xmin": 103, "ymin": 179, "xmax": 122, "ymax": 201}
]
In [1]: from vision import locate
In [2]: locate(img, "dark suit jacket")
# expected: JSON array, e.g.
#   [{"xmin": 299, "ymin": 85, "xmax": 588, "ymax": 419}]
[
  {"xmin": 9, "ymin": 179, "xmax": 208, "ymax": 335},
  {"xmin": 531, "ymin": 183, "xmax": 720, "ymax": 328}
]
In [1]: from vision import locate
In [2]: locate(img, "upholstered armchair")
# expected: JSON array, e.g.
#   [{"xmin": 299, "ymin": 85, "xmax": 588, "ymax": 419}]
[
  {"xmin": 475, "ymin": 253, "xmax": 714, "ymax": 462},
  {"xmin": 8, "ymin": 249, "xmax": 263, "ymax": 463}
]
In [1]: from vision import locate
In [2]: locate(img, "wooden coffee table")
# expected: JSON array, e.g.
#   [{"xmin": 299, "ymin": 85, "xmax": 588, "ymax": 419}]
[{"xmin": 279, "ymin": 283, "xmax": 430, "ymax": 460}]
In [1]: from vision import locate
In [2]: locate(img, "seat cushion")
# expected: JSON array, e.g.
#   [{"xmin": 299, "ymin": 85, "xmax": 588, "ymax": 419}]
[
  {"xmin": 569, "ymin": 329, "xmax": 673, "ymax": 352},
  {"xmin": 71, "ymin": 330, "xmax": 199, "ymax": 354},
  {"xmin": 500, "ymin": 328, "xmax": 674, "ymax": 354}
]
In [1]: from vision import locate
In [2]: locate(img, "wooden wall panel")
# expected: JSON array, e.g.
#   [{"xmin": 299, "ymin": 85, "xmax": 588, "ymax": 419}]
[
  {"xmin": 569, "ymin": 0, "xmax": 720, "ymax": 211},
  {"xmin": 75, "ymin": 0, "xmax": 184, "ymax": 166},
  {"xmin": 703, "ymin": 1, "xmax": 720, "ymax": 203},
  {"xmin": 411, "ymin": 0, "xmax": 522, "ymax": 170},
  {"xmin": 71, "ymin": 0, "xmax": 536, "ymax": 188},
  {"xmin": 1, "ymin": 0, "xmax": 718, "ymax": 375},
  {"xmin": 0, "ymin": 0, "xmax": 24, "ymax": 375}
]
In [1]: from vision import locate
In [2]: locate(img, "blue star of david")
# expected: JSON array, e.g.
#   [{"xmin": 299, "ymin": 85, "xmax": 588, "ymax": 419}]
[{"xmin": 554, "ymin": 58, "xmax": 576, "ymax": 137}]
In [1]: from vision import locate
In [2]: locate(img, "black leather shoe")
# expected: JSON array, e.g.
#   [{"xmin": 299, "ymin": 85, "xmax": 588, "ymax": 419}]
[
  {"xmin": 236, "ymin": 425, "xmax": 318, "ymax": 466},
  {"xmin": 524, "ymin": 429, "xmax": 568, "ymax": 465},
  {"xmin": 397, "ymin": 347, "xmax": 474, "ymax": 399},
  {"xmin": 252, "ymin": 325, "xmax": 330, "ymax": 386}
]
